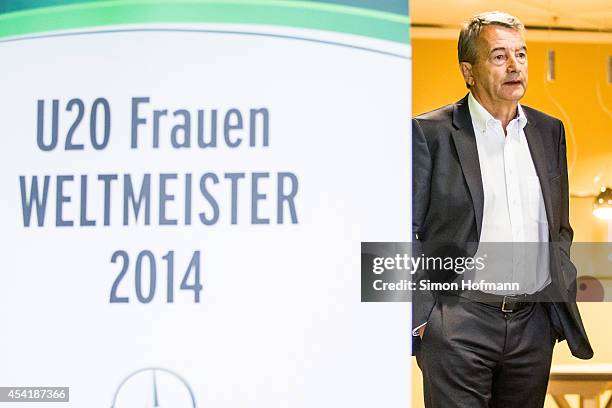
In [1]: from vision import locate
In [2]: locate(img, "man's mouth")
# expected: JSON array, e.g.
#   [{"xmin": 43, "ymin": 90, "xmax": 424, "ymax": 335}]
[{"xmin": 504, "ymin": 80, "xmax": 522, "ymax": 85}]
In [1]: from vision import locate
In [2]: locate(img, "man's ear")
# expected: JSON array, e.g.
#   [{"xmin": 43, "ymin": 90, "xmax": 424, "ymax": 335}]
[{"xmin": 460, "ymin": 62, "xmax": 474, "ymax": 87}]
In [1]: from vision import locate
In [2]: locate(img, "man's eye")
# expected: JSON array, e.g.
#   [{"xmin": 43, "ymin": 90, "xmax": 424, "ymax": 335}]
[
  {"xmin": 494, "ymin": 54, "xmax": 505, "ymax": 60},
  {"xmin": 517, "ymin": 52, "xmax": 526, "ymax": 59}
]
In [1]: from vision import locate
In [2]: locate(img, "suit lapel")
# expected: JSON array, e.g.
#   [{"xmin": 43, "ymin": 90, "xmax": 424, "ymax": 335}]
[
  {"xmin": 523, "ymin": 116, "xmax": 556, "ymax": 231},
  {"xmin": 451, "ymin": 95, "xmax": 484, "ymax": 240}
]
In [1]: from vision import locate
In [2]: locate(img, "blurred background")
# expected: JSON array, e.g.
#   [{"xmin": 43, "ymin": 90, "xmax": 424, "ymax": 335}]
[{"xmin": 410, "ymin": 1, "xmax": 612, "ymax": 407}]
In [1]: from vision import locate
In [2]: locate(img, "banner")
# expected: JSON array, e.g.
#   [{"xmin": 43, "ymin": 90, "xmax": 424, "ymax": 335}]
[{"xmin": 0, "ymin": 1, "xmax": 411, "ymax": 406}]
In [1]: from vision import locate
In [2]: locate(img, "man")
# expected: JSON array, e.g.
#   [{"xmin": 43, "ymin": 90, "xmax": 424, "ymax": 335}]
[{"xmin": 412, "ymin": 11, "xmax": 593, "ymax": 408}]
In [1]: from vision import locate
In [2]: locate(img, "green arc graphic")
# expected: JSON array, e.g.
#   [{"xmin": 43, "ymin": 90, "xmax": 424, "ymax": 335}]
[{"xmin": 0, "ymin": 0, "xmax": 410, "ymax": 43}]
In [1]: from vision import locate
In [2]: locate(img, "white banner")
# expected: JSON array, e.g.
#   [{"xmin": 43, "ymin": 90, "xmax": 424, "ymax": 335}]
[{"xmin": 0, "ymin": 16, "xmax": 411, "ymax": 408}]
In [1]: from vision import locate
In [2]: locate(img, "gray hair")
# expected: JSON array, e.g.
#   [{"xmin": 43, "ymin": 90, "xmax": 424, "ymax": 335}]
[{"xmin": 458, "ymin": 11, "xmax": 525, "ymax": 65}]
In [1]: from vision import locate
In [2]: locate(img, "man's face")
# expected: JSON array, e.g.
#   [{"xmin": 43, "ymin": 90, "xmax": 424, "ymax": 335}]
[{"xmin": 465, "ymin": 25, "xmax": 528, "ymax": 104}]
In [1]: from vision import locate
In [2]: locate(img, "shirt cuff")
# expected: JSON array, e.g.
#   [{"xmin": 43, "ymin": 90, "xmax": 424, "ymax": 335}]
[{"xmin": 412, "ymin": 322, "xmax": 427, "ymax": 337}]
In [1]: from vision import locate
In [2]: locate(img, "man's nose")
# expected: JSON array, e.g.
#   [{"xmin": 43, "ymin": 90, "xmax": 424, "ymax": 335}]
[{"xmin": 507, "ymin": 54, "xmax": 519, "ymax": 72}]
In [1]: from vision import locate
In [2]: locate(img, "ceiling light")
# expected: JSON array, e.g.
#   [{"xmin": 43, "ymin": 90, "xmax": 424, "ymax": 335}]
[{"xmin": 593, "ymin": 187, "xmax": 612, "ymax": 220}]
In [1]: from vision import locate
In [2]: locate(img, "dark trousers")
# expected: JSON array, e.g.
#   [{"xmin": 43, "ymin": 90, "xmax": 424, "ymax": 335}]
[{"xmin": 415, "ymin": 293, "xmax": 557, "ymax": 408}]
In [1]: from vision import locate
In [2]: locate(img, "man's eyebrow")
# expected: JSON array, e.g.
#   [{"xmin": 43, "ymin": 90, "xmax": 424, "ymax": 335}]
[
  {"xmin": 489, "ymin": 47, "xmax": 506, "ymax": 54},
  {"xmin": 489, "ymin": 46, "xmax": 528, "ymax": 54}
]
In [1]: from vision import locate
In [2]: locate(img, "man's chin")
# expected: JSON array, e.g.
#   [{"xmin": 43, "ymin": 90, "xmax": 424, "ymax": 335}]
[{"xmin": 500, "ymin": 89, "xmax": 526, "ymax": 102}]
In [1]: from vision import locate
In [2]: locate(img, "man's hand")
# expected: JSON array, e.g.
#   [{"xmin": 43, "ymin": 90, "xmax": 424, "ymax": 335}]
[{"xmin": 418, "ymin": 324, "xmax": 427, "ymax": 339}]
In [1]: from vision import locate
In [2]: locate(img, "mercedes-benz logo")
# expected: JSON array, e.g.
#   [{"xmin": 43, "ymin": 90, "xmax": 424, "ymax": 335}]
[{"xmin": 111, "ymin": 367, "xmax": 197, "ymax": 407}]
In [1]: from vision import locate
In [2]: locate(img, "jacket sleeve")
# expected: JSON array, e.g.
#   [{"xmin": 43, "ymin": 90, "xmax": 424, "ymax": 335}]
[
  {"xmin": 411, "ymin": 119, "xmax": 436, "ymax": 334},
  {"xmin": 557, "ymin": 120, "xmax": 578, "ymax": 300}
]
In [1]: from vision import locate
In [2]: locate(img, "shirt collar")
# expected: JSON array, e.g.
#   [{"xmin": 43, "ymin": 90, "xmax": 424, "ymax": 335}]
[{"xmin": 467, "ymin": 92, "xmax": 527, "ymax": 132}]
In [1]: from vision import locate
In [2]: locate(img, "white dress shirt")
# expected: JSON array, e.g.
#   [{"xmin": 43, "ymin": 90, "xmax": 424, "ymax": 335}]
[{"xmin": 468, "ymin": 93, "xmax": 550, "ymax": 295}]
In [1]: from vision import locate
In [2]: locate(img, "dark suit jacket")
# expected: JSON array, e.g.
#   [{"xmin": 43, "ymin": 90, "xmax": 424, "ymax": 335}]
[{"xmin": 412, "ymin": 94, "xmax": 593, "ymax": 360}]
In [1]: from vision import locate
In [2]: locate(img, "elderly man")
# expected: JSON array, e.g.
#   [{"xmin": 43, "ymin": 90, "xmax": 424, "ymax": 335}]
[{"xmin": 411, "ymin": 11, "xmax": 593, "ymax": 408}]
